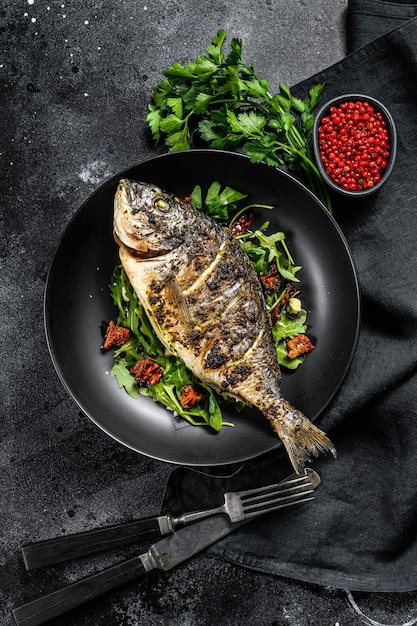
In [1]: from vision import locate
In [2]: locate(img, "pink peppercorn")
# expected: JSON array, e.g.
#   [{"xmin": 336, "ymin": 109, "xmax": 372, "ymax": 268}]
[{"xmin": 317, "ymin": 101, "xmax": 390, "ymax": 191}]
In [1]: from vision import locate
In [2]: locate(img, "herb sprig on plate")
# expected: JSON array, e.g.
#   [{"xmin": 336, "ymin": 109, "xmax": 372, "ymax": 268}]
[
  {"xmin": 106, "ymin": 183, "xmax": 312, "ymax": 431},
  {"xmin": 147, "ymin": 29, "xmax": 332, "ymax": 213}
]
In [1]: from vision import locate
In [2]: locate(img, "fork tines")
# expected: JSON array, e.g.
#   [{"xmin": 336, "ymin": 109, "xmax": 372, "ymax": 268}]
[{"xmin": 240, "ymin": 475, "xmax": 314, "ymax": 517}]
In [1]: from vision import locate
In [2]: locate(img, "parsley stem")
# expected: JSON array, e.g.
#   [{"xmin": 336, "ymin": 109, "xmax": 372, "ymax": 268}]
[{"xmin": 271, "ymin": 140, "xmax": 333, "ymax": 213}]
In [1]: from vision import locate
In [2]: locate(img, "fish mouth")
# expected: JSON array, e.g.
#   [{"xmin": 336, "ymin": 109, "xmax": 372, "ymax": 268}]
[
  {"xmin": 115, "ymin": 179, "xmax": 142, "ymax": 216},
  {"xmin": 117, "ymin": 178, "xmax": 166, "ymax": 216}
]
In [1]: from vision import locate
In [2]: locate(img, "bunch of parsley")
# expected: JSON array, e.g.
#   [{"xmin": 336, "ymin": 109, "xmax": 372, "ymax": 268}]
[
  {"xmin": 147, "ymin": 29, "xmax": 332, "ymax": 213},
  {"xmin": 108, "ymin": 183, "xmax": 310, "ymax": 431}
]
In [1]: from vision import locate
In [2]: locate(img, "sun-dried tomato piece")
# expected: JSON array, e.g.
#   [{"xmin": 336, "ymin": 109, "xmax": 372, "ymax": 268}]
[
  {"xmin": 131, "ymin": 357, "xmax": 163, "ymax": 385},
  {"xmin": 259, "ymin": 262, "xmax": 282, "ymax": 295},
  {"xmin": 179, "ymin": 384, "xmax": 204, "ymax": 409},
  {"xmin": 280, "ymin": 283, "xmax": 297, "ymax": 305},
  {"xmin": 270, "ymin": 308, "xmax": 282, "ymax": 324},
  {"xmin": 230, "ymin": 212, "xmax": 254, "ymax": 237},
  {"xmin": 270, "ymin": 284, "xmax": 298, "ymax": 324},
  {"xmin": 102, "ymin": 320, "xmax": 131, "ymax": 349},
  {"xmin": 286, "ymin": 334, "xmax": 315, "ymax": 359}
]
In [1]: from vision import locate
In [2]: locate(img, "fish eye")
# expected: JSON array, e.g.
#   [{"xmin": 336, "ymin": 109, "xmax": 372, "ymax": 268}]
[{"xmin": 153, "ymin": 195, "xmax": 170, "ymax": 213}]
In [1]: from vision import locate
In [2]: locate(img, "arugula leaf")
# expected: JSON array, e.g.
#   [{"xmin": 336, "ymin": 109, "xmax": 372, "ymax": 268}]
[
  {"xmin": 272, "ymin": 310, "xmax": 309, "ymax": 370},
  {"xmin": 195, "ymin": 181, "xmax": 247, "ymax": 220},
  {"xmin": 239, "ymin": 226, "xmax": 301, "ymax": 283},
  {"xmin": 111, "ymin": 358, "xmax": 139, "ymax": 398},
  {"xmin": 276, "ymin": 343, "xmax": 305, "ymax": 370},
  {"xmin": 272, "ymin": 309, "xmax": 308, "ymax": 342},
  {"xmin": 206, "ymin": 389, "xmax": 223, "ymax": 431},
  {"xmin": 190, "ymin": 184, "xmax": 203, "ymax": 208}
]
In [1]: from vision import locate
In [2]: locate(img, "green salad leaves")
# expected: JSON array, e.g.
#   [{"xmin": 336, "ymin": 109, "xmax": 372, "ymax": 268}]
[
  {"xmin": 109, "ymin": 266, "xmax": 230, "ymax": 431},
  {"xmin": 106, "ymin": 182, "xmax": 313, "ymax": 430},
  {"xmin": 147, "ymin": 29, "xmax": 332, "ymax": 213}
]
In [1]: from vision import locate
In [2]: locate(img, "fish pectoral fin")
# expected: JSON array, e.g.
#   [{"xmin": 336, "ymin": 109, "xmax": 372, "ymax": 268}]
[{"xmin": 164, "ymin": 276, "xmax": 193, "ymax": 329}]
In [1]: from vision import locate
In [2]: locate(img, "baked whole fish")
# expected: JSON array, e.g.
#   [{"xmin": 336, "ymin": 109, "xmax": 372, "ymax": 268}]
[{"xmin": 113, "ymin": 179, "xmax": 336, "ymax": 473}]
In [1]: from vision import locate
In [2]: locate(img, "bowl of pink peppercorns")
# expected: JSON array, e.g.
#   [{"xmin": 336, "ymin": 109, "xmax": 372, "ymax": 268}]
[{"xmin": 312, "ymin": 94, "xmax": 397, "ymax": 197}]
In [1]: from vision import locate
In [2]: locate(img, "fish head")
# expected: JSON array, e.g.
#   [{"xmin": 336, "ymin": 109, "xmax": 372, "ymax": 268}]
[{"xmin": 114, "ymin": 179, "xmax": 187, "ymax": 258}]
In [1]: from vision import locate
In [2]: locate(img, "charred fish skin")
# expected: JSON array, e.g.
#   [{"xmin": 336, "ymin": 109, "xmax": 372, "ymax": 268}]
[{"xmin": 114, "ymin": 179, "xmax": 336, "ymax": 473}]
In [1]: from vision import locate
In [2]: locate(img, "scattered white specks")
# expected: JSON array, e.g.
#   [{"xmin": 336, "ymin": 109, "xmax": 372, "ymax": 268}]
[{"xmin": 78, "ymin": 160, "xmax": 111, "ymax": 184}]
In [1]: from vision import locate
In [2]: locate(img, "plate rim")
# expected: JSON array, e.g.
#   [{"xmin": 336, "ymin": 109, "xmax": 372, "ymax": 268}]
[{"xmin": 44, "ymin": 149, "xmax": 362, "ymax": 466}]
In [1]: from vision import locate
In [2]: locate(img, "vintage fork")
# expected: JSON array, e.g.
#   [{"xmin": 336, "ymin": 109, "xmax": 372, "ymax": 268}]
[
  {"xmin": 21, "ymin": 468, "xmax": 320, "ymax": 571},
  {"xmin": 174, "ymin": 468, "xmax": 319, "ymax": 524},
  {"xmin": 13, "ymin": 470, "xmax": 321, "ymax": 626}
]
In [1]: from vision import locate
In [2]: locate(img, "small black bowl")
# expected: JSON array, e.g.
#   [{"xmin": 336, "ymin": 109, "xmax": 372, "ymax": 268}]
[{"xmin": 312, "ymin": 94, "xmax": 397, "ymax": 197}]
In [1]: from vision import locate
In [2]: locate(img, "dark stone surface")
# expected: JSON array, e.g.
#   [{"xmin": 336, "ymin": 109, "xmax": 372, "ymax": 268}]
[{"xmin": 2, "ymin": 1, "xmax": 417, "ymax": 624}]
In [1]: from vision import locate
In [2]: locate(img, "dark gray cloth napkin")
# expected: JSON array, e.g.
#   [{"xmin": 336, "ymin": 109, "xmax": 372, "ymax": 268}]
[{"xmin": 162, "ymin": 0, "xmax": 417, "ymax": 593}]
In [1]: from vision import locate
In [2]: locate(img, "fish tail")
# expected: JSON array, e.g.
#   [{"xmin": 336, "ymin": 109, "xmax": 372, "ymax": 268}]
[{"xmin": 267, "ymin": 403, "xmax": 336, "ymax": 475}]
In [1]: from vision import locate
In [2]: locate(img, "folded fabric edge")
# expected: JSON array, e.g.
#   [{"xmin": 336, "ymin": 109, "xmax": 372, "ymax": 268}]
[
  {"xmin": 206, "ymin": 545, "xmax": 417, "ymax": 593},
  {"xmin": 292, "ymin": 13, "xmax": 417, "ymax": 92}
]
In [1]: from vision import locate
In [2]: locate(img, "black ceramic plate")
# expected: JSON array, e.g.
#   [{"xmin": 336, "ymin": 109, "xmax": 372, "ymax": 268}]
[{"xmin": 45, "ymin": 150, "xmax": 360, "ymax": 466}]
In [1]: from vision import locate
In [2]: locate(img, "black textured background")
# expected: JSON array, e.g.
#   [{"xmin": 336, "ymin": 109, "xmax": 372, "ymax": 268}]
[{"xmin": 3, "ymin": 1, "xmax": 417, "ymax": 624}]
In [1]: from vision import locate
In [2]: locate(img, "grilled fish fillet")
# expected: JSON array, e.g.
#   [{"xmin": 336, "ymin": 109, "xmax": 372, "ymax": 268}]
[{"xmin": 113, "ymin": 179, "xmax": 336, "ymax": 473}]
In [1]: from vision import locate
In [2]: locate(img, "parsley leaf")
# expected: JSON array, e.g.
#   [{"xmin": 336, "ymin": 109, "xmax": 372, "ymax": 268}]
[{"xmin": 146, "ymin": 30, "xmax": 332, "ymax": 213}]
